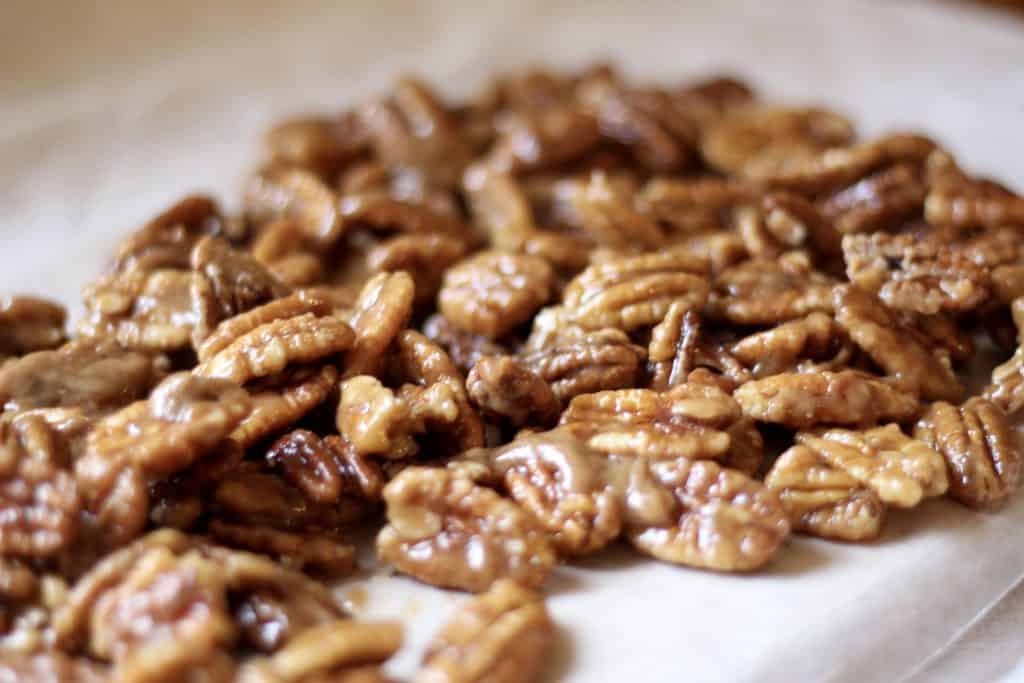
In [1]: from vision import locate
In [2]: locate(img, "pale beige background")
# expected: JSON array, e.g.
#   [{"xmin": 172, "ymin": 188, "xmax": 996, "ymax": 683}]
[{"xmin": 1, "ymin": 1, "xmax": 1023, "ymax": 681}]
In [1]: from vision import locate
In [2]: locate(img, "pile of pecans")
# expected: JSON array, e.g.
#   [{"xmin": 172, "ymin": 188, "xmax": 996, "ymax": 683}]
[{"xmin": 2, "ymin": 63, "xmax": 1023, "ymax": 681}]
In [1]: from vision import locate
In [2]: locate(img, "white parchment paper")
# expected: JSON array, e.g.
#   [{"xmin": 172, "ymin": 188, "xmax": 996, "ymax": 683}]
[{"xmin": 2, "ymin": 1, "xmax": 1023, "ymax": 680}]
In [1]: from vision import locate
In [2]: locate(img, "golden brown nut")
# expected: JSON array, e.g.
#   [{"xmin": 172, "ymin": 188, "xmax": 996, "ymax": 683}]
[
  {"xmin": 708, "ymin": 256, "xmax": 835, "ymax": 325},
  {"xmin": 0, "ymin": 652, "xmax": 108, "ymax": 682},
  {"xmin": 0, "ymin": 296, "xmax": 66, "ymax": 361},
  {"xmin": 344, "ymin": 272, "xmax": 415, "ymax": 377},
  {"xmin": 111, "ymin": 194, "xmax": 226, "ymax": 274},
  {"xmin": 842, "ymin": 232, "xmax": 990, "ymax": 315},
  {"xmin": 439, "ymin": 251, "xmax": 555, "ymax": 340},
  {"xmin": 189, "ymin": 235, "xmax": 292, "ymax": 346},
  {"xmin": 646, "ymin": 305, "xmax": 750, "ymax": 390},
  {"xmin": 519, "ymin": 326, "xmax": 643, "ymax": 405},
  {"xmin": 914, "ymin": 398, "xmax": 1022, "ymax": 509},
  {"xmin": 466, "ymin": 356, "xmax": 560, "ymax": 429},
  {"xmin": 734, "ymin": 371, "xmax": 919, "ymax": 429},
  {"xmin": 208, "ymin": 521, "xmax": 356, "ymax": 578},
  {"xmin": 559, "ymin": 384, "xmax": 737, "ymax": 460},
  {"xmin": 462, "ymin": 167, "xmax": 536, "ymax": 251},
  {"xmin": 263, "ymin": 115, "xmax": 365, "ymax": 176},
  {"xmin": 415, "ymin": 580, "xmax": 552, "ymax": 683},
  {"xmin": 377, "ymin": 467, "xmax": 556, "ymax": 592},
  {"xmin": 486, "ymin": 430, "xmax": 623, "ymax": 556},
  {"xmin": 0, "ymin": 413, "xmax": 80, "ymax": 558},
  {"xmin": 240, "ymin": 619, "xmax": 401, "ymax": 683},
  {"xmin": 266, "ymin": 430, "xmax": 384, "ymax": 504},
  {"xmin": 700, "ymin": 105, "xmax": 854, "ymax": 177},
  {"xmin": 423, "ymin": 314, "xmax": 509, "ymax": 375},
  {"xmin": 729, "ymin": 312, "xmax": 838, "ymax": 379},
  {"xmin": 78, "ymin": 269, "xmax": 202, "ymax": 352},
  {"xmin": 244, "ymin": 166, "xmax": 344, "ymax": 245},
  {"xmin": 562, "ymin": 250, "xmax": 709, "ymax": 331},
  {"xmin": 626, "ymin": 457, "xmax": 790, "ymax": 571},
  {"xmin": 822, "ymin": 162, "xmax": 926, "ymax": 235},
  {"xmin": 487, "ymin": 107, "xmax": 600, "ymax": 174},
  {"xmin": 250, "ymin": 218, "xmax": 325, "ymax": 287},
  {"xmin": 552, "ymin": 171, "xmax": 665, "ymax": 250},
  {"xmin": 197, "ymin": 291, "xmax": 335, "ymax": 363},
  {"xmin": 796, "ymin": 424, "xmax": 948, "ymax": 507},
  {"xmin": 924, "ymin": 175, "xmax": 1024, "ymax": 230},
  {"xmin": 195, "ymin": 313, "xmax": 353, "ymax": 385},
  {"xmin": 833, "ymin": 284, "xmax": 961, "ymax": 401},
  {"xmin": 765, "ymin": 445, "xmax": 885, "ymax": 541},
  {"xmin": 338, "ymin": 375, "xmax": 436, "ymax": 459},
  {"xmin": 367, "ymin": 233, "xmax": 468, "ymax": 308},
  {"xmin": 0, "ymin": 339, "xmax": 166, "ymax": 416},
  {"xmin": 229, "ymin": 365, "xmax": 339, "ymax": 449}
]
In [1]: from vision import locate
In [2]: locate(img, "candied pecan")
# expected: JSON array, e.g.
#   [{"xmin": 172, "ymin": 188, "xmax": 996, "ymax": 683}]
[
  {"xmin": 251, "ymin": 218, "xmax": 325, "ymax": 287},
  {"xmin": 833, "ymin": 284, "xmax": 961, "ymax": 401},
  {"xmin": 821, "ymin": 162, "xmax": 926, "ymax": 234},
  {"xmin": 0, "ymin": 296, "xmax": 65, "ymax": 360},
  {"xmin": 898, "ymin": 309, "xmax": 974, "ymax": 364},
  {"xmin": 520, "ymin": 327, "xmax": 643, "ymax": 405},
  {"xmin": 377, "ymin": 467, "xmax": 556, "ymax": 592},
  {"xmin": 208, "ymin": 521, "xmax": 355, "ymax": 577},
  {"xmin": 240, "ymin": 619, "xmax": 401, "ymax": 682},
  {"xmin": 765, "ymin": 445, "xmax": 885, "ymax": 541},
  {"xmin": 415, "ymin": 580, "xmax": 552, "ymax": 683},
  {"xmin": 562, "ymin": 250, "xmax": 709, "ymax": 331},
  {"xmin": 734, "ymin": 370, "xmax": 919, "ymax": 429},
  {"xmin": 626, "ymin": 458, "xmax": 790, "ymax": 571},
  {"xmin": 0, "ymin": 339, "xmax": 166, "ymax": 415},
  {"xmin": 639, "ymin": 176, "xmax": 757, "ymax": 235},
  {"xmin": 439, "ymin": 251, "xmax": 555, "ymax": 340},
  {"xmin": 230, "ymin": 365, "xmax": 339, "ymax": 449},
  {"xmin": 391, "ymin": 330, "xmax": 486, "ymax": 453},
  {"xmin": 462, "ymin": 166, "xmax": 536, "ymax": 251},
  {"xmin": 674, "ymin": 75, "xmax": 756, "ymax": 128},
  {"xmin": 344, "ymin": 272, "xmax": 415, "ymax": 377},
  {"xmin": 197, "ymin": 291, "xmax": 335, "ymax": 363},
  {"xmin": 559, "ymin": 385, "xmax": 737, "ymax": 460},
  {"xmin": 551, "ymin": 172, "xmax": 663, "ymax": 250},
  {"xmin": 53, "ymin": 532, "xmax": 235, "ymax": 679},
  {"xmin": 423, "ymin": 314, "xmax": 508, "ymax": 375},
  {"xmin": 195, "ymin": 313, "xmax": 353, "ymax": 385},
  {"xmin": 842, "ymin": 232, "xmax": 990, "ymax": 314},
  {"xmin": 924, "ymin": 176, "xmax": 1024, "ymax": 230},
  {"xmin": 744, "ymin": 133, "xmax": 936, "ymax": 194},
  {"xmin": 266, "ymin": 430, "xmax": 384, "ymax": 504},
  {"xmin": 466, "ymin": 356, "xmax": 560, "ymax": 429},
  {"xmin": 578, "ymin": 79, "xmax": 695, "ymax": 172},
  {"xmin": 367, "ymin": 233, "xmax": 468, "ymax": 308},
  {"xmin": 111, "ymin": 194, "xmax": 225, "ymax": 274},
  {"xmin": 486, "ymin": 430, "xmax": 623, "ymax": 556},
  {"xmin": 914, "ymin": 398, "xmax": 1022, "ymax": 509},
  {"xmin": 78, "ymin": 269, "xmax": 202, "ymax": 351},
  {"xmin": 211, "ymin": 467, "xmax": 366, "ymax": 532},
  {"xmin": 699, "ymin": 105, "xmax": 854, "ymax": 176},
  {"xmin": 708, "ymin": 255, "xmax": 835, "ymax": 325},
  {"xmin": 797, "ymin": 424, "xmax": 948, "ymax": 507},
  {"xmin": 729, "ymin": 312, "xmax": 838, "ymax": 379},
  {"xmin": 232, "ymin": 585, "xmax": 346, "ymax": 653},
  {"xmin": 190, "ymin": 235, "xmax": 291, "ymax": 346},
  {"xmin": 358, "ymin": 77, "xmax": 471, "ymax": 188},
  {"xmin": 0, "ymin": 413, "xmax": 80, "ymax": 558},
  {"xmin": 245, "ymin": 166, "xmax": 344, "ymax": 245},
  {"xmin": 647, "ymin": 305, "xmax": 750, "ymax": 389},
  {"xmin": 488, "ymin": 107, "xmax": 600, "ymax": 174},
  {"xmin": 263, "ymin": 115, "xmax": 365, "ymax": 176},
  {"xmin": 80, "ymin": 372, "xmax": 251, "ymax": 478},
  {"xmin": 733, "ymin": 193, "xmax": 838, "ymax": 259}
]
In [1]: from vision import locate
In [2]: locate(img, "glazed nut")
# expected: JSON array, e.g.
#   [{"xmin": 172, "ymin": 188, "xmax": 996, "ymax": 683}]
[
  {"xmin": 765, "ymin": 445, "xmax": 885, "ymax": 541},
  {"xmin": 415, "ymin": 580, "xmax": 552, "ymax": 683},
  {"xmin": 734, "ymin": 371, "xmax": 919, "ymax": 429},
  {"xmin": 377, "ymin": 467, "xmax": 556, "ymax": 592},
  {"xmin": 914, "ymin": 398, "xmax": 1022, "ymax": 509},
  {"xmin": 466, "ymin": 356, "xmax": 560, "ymax": 428},
  {"xmin": 439, "ymin": 250, "xmax": 555, "ymax": 340}
]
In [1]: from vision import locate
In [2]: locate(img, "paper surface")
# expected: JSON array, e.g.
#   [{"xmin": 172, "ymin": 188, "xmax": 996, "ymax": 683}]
[{"xmin": 2, "ymin": 1, "xmax": 1023, "ymax": 680}]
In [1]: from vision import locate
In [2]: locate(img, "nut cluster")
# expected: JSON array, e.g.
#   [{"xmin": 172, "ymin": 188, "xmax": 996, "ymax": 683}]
[{"xmin": 2, "ymin": 64, "xmax": 1023, "ymax": 681}]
